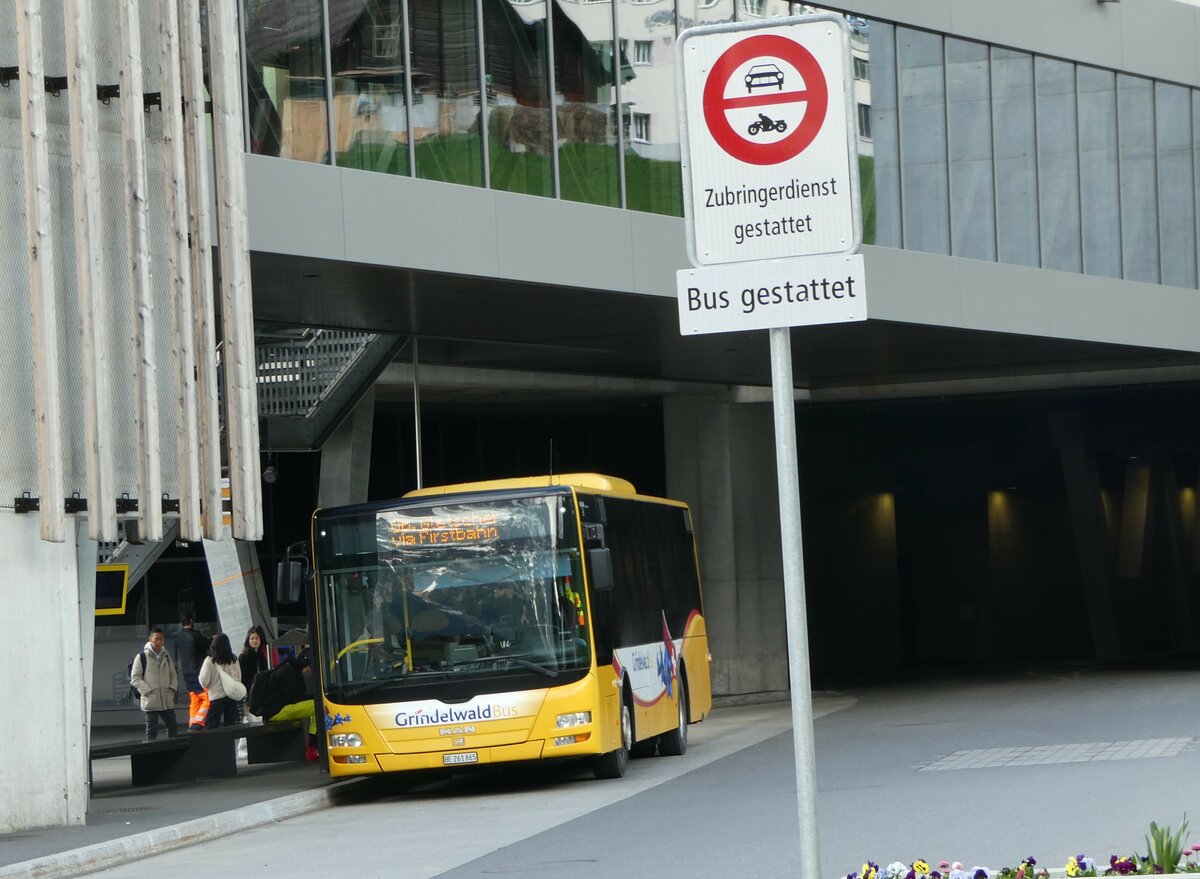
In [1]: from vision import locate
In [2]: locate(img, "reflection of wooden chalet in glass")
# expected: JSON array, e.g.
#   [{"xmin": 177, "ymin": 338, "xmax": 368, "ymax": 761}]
[{"xmin": 244, "ymin": 0, "xmax": 618, "ymax": 167}]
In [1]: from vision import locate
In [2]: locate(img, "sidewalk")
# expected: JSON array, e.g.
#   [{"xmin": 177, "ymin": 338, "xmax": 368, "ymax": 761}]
[
  {"xmin": 0, "ymin": 728, "xmax": 365, "ymax": 879},
  {"xmin": 1, "ymin": 699, "xmax": 839, "ymax": 879}
]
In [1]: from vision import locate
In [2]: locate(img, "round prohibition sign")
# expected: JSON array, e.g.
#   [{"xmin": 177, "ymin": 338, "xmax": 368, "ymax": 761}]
[{"xmin": 702, "ymin": 33, "xmax": 829, "ymax": 166}]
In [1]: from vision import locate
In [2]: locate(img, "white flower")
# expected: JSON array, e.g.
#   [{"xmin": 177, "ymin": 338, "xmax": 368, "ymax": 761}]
[
  {"xmin": 885, "ymin": 862, "xmax": 909, "ymax": 879},
  {"xmin": 949, "ymin": 870, "xmax": 973, "ymax": 879}
]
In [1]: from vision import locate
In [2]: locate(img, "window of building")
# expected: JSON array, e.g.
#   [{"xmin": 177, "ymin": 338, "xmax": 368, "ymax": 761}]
[
  {"xmin": 856, "ymin": 102, "xmax": 872, "ymax": 140},
  {"xmin": 634, "ymin": 41, "xmax": 653, "ymax": 65},
  {"xmin": 373, "ymin": 24, "xmax": 400, "ymax": 61},
  {"xmin": 853, "ymin": 57, "xmax": 869, "ymax": 81},
  {"xmin": 632, "ymin": 112, "xmax": 651, "ymax": 143},
  {"xmin": 738, "ymin": 0, "xmax": 766, "ymax": 17}
]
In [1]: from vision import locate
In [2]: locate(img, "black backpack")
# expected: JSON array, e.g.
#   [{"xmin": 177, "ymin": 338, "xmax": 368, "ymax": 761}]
[
  {"xmin": 128, "ymin": 652, "xmax": 143, "ymax": 704},
  {"xmin": 248, "ymin": 660, "xmax": 305, "ymax": 718},
  {"xmin": 247, "ymin": 664, "xmax": 274, "ymax": 717}
]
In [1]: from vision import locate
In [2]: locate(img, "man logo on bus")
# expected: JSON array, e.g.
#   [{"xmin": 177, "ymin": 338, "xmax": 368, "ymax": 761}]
[{"xmin": 657, "ymin": 612, "xmax": 677, "ymax": 698}]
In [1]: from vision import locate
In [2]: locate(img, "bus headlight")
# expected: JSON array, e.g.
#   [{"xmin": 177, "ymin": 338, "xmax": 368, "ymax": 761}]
[
  {"xmin": 329, "ymin": 733, "xmax": 363, "ymax": 748},
  {"xmin": 555, "ymin": 711, "xmax": 591, "ymax": 729}
]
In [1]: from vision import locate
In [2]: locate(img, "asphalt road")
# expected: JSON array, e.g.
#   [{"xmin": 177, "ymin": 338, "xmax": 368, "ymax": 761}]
[{"xmin": 85, "ymin": 665, "xmax": 1200, "ymax": 879}]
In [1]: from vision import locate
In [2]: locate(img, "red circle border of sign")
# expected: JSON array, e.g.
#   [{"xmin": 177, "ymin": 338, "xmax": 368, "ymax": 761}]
[{"xmin": 701, "ymin": 33, "xmax": 829, "ymax": 166}]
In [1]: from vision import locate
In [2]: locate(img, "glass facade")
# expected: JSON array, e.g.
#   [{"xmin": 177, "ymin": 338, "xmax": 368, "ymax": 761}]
[
  {"xmin": 486, "ymin": 1, "xmax": 554, "ymax": 197},
  {"xmin": 554, "ymin": 0, "xmax": 619, "ymax": 206},
  {"xmin": 244, "ymin": 0, "xmax": 806, "ymax": 214},
  {"xmin": 241, "ymin": 4, "xmax": 1200, "ymax": 290},
  {"xmin": 865, "ymin": 19, "xmax": 1200, "ymax": 289},
  {"xmin": 245, "ymin": 0, "xmax": 330, "ymax": 162},
  {"xmin": 328, "ymin": 0, "xmax": 412, "ymax": 176}
]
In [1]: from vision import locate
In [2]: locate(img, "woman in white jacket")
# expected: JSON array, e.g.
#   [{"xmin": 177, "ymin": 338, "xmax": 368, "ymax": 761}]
[{"xmin": 198, "ymin": 632, "xmax": 243, "ymax": 728}]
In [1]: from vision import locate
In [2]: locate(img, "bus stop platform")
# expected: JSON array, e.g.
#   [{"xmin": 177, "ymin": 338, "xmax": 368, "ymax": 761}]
[
  {"xmin": 0, "ymin": 727, "xmax": 365, "ymax": 879},
  {"xmin": 0, "ymin": 698, "xmax": 802, "ymax": 879}
]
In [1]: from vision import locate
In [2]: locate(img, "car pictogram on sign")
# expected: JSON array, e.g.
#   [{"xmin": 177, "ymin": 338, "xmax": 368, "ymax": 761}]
[
  {"xmin": 744, "ymin": 63, "xmax": 784, "ymax": 92},
  {"xmin": 702, "ymin": 34, "xmax": 829, "ymax": 165}
]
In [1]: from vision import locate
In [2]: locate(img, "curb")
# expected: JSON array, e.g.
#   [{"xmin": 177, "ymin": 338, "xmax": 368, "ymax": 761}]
[{"xmin": 0, "ymin": 778, "xmax": 365, "ymax": 879}]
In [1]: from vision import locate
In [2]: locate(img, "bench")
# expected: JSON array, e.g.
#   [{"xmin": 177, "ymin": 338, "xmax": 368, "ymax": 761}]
[
  {"xmin": 90, "ymin": 736, "xmax": 194, "ymax": 787},
  {"xmin": 89, "ymin": 719, "xmax": 308, "ymax": 787}
]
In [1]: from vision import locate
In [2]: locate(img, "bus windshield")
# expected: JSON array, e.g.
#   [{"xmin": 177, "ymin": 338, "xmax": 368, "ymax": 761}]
[{"xmin": 313, "ymin": 492, "xmax": 590, "ymax": 702}]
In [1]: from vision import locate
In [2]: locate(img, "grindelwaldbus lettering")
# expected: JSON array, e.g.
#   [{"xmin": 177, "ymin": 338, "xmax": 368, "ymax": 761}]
[{"xmin": 394, "ymin": 702, "xmax": 521, "ymax": 728}]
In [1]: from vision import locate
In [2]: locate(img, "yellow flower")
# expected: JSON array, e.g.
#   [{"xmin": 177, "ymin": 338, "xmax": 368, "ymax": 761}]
[
  {"xmin": 914, "ymin": 861, "xmax": 930, "ymax": 875},
  {"xmin": 1066, "ymin": 857, "xmax": 1079, "ymax": 877},
  {"xmin": 862, "ymin": 864, "xmax": 878, "ymax": 879}
]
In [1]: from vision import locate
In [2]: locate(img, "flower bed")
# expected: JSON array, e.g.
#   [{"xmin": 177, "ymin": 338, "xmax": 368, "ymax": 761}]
[{"xmin": 846, "ymin": 837, "xmax": 1200, "ymax": 879}]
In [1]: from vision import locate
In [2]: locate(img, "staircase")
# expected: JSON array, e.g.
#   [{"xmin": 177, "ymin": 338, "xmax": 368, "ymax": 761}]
[{"xmin": 256, "ymin": 328, "xmax": 404, "ymax": 450}]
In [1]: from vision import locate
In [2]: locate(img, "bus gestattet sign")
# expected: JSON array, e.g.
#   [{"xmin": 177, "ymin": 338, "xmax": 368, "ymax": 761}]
[{"xmin": 677, "ymin": 15, "xmax": 861, "ymax": 268}]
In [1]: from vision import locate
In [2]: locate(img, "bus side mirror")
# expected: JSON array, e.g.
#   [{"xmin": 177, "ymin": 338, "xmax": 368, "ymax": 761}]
[
  {"xmin": 276, "ymin": 560, "xmax": 305, "ymax": 604},
  {"xmin": 588, "ymin": 547, "xmax": 613, "ymax": 592}
]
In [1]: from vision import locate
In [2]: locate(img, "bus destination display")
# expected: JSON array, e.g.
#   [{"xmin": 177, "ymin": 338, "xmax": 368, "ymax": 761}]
[{"xmin": 385, "ymin": 513, "xmax": 501, "ymax": 547}]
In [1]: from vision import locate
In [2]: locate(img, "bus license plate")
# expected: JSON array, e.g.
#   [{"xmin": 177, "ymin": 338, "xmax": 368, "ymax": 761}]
[{"xmin": 443, "ymin": 752, "xmax": 478, "ymax": 765}]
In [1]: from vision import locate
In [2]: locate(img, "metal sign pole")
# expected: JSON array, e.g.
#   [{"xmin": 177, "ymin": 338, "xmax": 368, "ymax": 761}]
[{"xmin": 769, "ymin": 326, "xmax": 821, "ymax": 879}]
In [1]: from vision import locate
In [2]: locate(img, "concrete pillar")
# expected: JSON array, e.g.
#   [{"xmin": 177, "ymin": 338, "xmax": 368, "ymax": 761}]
[
  {"xmin": 664, "ymin": 395, "xmax": 788, "ymax": 700},
  {"xmin": 203, "ymin": 534, "xmax": 277, "ymax": 643},
  {"xmin": 0, "ymin": 515, "xmax": 96, "ymax": 832},
  {"xmin": 1049, "ymin": 413, "xmax": 1122, "ymax": 661},
  {"xmin": 318, "ymin": 388, "xmax": 375, "ymax": 508}
]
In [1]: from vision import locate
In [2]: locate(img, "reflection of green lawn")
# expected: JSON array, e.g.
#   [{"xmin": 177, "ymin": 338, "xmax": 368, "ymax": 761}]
[
  {"xmin": 337, "ymin": 135, "xmax": 685, "ymax": 216},
  {"xmin": 335, "ymin": 135, "xmax": 878, "ymax": 238},
  {"xmin": 859, "ymin": 154, "xmax": 876, "ymax": 245}
]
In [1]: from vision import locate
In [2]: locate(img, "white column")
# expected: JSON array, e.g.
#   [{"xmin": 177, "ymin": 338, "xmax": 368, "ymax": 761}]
[
  {"xmin": 178, "ymin": 0, "xmax": 224, "ymax": 540},
  {"xmin": 159, "ymin": 0, "xmax": 204, "ymax": 541},
  {"xmin": 119, "ymin": 0, "xmax": 164, "ymax": 542},
  {"xmin": 64, "ymin": 0, "xmax": 117, "ymax": 541},
  {"xmin": 16, "ymin": 0, "xmax": 66, "ymax": 543},
  {"xmin": 208, "ymin": 0, "xmax": 262, "ymax": 541},
  {"xmin": 0, "ymin": 514, "xmax": 93, "ymax": 832}
]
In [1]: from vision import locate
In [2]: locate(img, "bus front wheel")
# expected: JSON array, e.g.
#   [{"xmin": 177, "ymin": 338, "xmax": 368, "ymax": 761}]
[
  {"xmin": 658, "ymin": 674, "xmax": 688, "ymax": 757},
  {"xmin": 592, "ymin": 695, "xmax": 632, "ymax": 779}
]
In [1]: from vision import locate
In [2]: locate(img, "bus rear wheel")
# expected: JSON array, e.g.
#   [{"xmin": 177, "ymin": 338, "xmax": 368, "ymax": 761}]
[
  {"xmin": 658, "ymin": 676, "xmax": 688, "ymax": 757},
  {"xmin": 592, "ymin": 695, "xmax": 632, "ymax": 779}
]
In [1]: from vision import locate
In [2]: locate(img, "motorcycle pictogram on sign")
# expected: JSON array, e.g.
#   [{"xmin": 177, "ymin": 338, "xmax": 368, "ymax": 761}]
[{"xmin": 702, "ymin": 33, "xmax": 829, "ymax": 166}]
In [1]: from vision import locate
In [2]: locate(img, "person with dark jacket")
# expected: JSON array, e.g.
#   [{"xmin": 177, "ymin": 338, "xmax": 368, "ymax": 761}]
[
  {"xmin": 238, "ymin": 625, "xmax": 270, "ymax": 719},
  {"xmin": 248, "ymin": 650, "xmax": 310, "ymax": 721},
  {"xmin": 247, "ymin": 649, "xmax": 318, "ymax": 759},
  {"xmin": 175, "ymin": 617, "xmax": 211, "ymax": 731},
  {"xmin": 130, "ymin": 628, "xmax": 180, "ymax": 741}
]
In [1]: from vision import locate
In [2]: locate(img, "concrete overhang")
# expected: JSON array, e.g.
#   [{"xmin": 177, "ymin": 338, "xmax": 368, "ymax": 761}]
[{"xmin": 248, "ymin": 155, "xmax": 1200, "ymax": 400}]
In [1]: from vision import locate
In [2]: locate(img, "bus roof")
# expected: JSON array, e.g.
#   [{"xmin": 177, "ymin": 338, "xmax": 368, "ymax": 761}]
[{"xmin": 403, "ymin": 473, "xmax": 637, "ymax": 499}]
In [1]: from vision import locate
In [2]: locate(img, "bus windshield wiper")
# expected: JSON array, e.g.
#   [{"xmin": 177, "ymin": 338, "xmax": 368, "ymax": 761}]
[
  {"xmin": 450, "ymin": 653, "xmax": 558, "ymax": 678},
  {"xmin": 339, "ymin": 669, "xmax": 454, "ymax": 698},
  {"xmin": 338, "ymin": 678, "xmax": 396, "ymax": 698}
]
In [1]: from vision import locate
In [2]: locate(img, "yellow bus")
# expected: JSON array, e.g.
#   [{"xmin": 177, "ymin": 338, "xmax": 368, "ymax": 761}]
[{"xmin": 307, "ymin": 473, "xmax": 712, "ymax": 779}]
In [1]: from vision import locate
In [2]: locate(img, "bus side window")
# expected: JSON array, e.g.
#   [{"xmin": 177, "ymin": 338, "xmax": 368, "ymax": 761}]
[
  {"xmin": 590, "ymin": 577, "xmax": 613, "ymax": 665},
  {"xmin": 579, "ymin": 495, "xmax": 614, "ymax": 664},
  {"xmin": 588, "ymin": 548, "xmax": 613, "ymax": 591}
]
